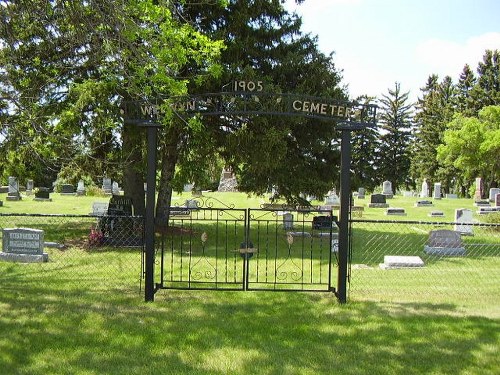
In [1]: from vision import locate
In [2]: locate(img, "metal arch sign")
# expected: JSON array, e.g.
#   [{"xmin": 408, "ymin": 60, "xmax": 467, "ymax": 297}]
[{"xmin": 122, "ymin": 91, "xmax": 377, "ymax": 127}]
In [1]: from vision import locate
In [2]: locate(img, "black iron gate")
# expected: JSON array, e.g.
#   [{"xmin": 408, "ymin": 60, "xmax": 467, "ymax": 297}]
[{"xmin": 154, "ymin": 204, "xmax": 337, "ymax": 293}]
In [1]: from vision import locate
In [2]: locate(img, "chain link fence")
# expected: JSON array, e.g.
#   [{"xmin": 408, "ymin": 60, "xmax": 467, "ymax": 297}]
[
  {"xmin": 349, "ymin": 219, "xmax": 500, "ymax": 306},
  {"xmin": 0, "ymin": 214, "xmax": 144, "ymax": 295}
]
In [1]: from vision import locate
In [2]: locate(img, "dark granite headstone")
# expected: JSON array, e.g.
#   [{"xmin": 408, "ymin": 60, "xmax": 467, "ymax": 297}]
[{"xmin": 368, "ymin": 194, "xmax": 389, "ymax": 208}]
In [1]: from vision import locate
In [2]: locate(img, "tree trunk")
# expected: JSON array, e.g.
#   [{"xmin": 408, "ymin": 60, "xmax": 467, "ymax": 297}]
[
  {"xmin": 156, "ymin": 125, "xmax": 182, "ymax": 224},
  {"xmin": 122, "ymin": 123, "xmax": 146, "ymax": 216}
]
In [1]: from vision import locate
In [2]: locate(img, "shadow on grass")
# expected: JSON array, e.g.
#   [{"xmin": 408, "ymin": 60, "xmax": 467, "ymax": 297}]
[{"xmin": 0, "ymin": 281, "xmax": 498, "ymax": 375}]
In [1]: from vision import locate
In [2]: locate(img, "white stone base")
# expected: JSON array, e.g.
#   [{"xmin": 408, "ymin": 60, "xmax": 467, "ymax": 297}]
[{"xmin": 380, "ymin": 256, "xmax": 424, "ymax": 269}]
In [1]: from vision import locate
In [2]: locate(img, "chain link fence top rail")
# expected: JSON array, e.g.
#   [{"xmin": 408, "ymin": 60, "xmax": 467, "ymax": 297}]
[
  {"xmin": 349, "ymin": 219, "xmax": 500, "ymax": 307},
  {"xmin": 0, "ymin": 214, "xmax": 144, "ymax": 295}
]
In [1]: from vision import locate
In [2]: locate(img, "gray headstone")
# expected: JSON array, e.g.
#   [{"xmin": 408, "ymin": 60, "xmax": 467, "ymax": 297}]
[
  {"xmin": 454, "ymin": 208, "xmax": 473, "ymax": 235},
  {"xmin": 102, "ymin": 177, "xmax": 112, "ymax": 195},
  {"xmin": 382, "ymin": 181, "xmax": 393, "ymax": 198},
  {"xmin": 357, "ymin": 187, "xmax": 365, "ymax": 199},
  {"xmin": 489, "ymin": 188, "xmax": 500, "ymax": 202},
  {"xmin": 1, "ymin": 228, "xmax": 48, "ymax": 262},
  {"xmin": 433, "ymin": 182, "xmax": 442, "ymax": 199},
  {"xmin": 283, "ymin": 213, "xmax": 294, "ymax": 230},
  {"xmin": 424, "ymin": 229, "xmax": 466, "ymax": 256},
  {"xmin": 7, "ymin": 177, "xmax": 21, "ymax": 201}
]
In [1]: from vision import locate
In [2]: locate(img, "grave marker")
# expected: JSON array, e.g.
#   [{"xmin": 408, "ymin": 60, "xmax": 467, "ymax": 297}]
[
  {"xmin": 368, "ymin": 194, "xmax": 389, "ymax": 208},
  {"xmin": 0, "ymin": 228, "xmax": 48, "ymax": 262},
  {"xmin": 77, "ymin": 180, "xmax": 86, "ymax": 196},
  {"xmin": 357, "ymin": 187, "xmax": 365, "ymax": 199},
  {"xmin": 474, "ymin": 177, "xmax": 483, "ymax": 201},
  {"xmin": 385, "ymin": 207, "xmax": 406, "ymax": 216},
  {"xmin": 489, "ymin": 188, "xmax": 500, "ymax": 202},
  {"xmin": 60, "ymin": 184, "xmax": 75, "ymax": 195},
  {"xmin": 420, "ymin": 179, "xmax": 429, "ymax": 198},
  {"xmin": 102, "ymin": 177, "xmax": 112, "ymax": 195},
  {"xmin": 380, "ymin": 256, "xmax": 424, "ymax": 269},
  {"xmin": 382, "ymin": 181, "xmax": 393, "ymax": 198},
  {"xmin": 454, "ymin": 208, "xmax": 473, "ymax": 235},
  {"xmin": 6, "ymin": 176, "xmax": 21, "ymax": 201},
  {"xmin": 433, "ymin": 182, "xmax": 442, "ymax": 199},
  {"xmin": 34, "ymin": 187, "xmax": 51, "ymax": 201},
  {"xmin": 424, "ymin": 229, "xmax": 466, "ymax": 256},
  {"xmin": 415, "ymin": 200, "xmax": 433, "ymax": 207}
]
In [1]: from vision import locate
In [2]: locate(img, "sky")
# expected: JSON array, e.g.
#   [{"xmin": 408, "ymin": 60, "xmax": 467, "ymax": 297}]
[{"xmin": 284, "ymin": 0, "xmax": 500, "ymax": 103}]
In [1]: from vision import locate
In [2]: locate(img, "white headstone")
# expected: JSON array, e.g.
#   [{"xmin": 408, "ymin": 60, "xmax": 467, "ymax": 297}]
[
  {"xmin": 420, "ymin": 179, "xmax": 429, "ymax": 198},
  {"xmin": 77, "ymin": 180, "xmax": 85, "ymax": 195},
  {"xmin": 454, "ymin": 208, "xmax": 473, "ymax": 235},
  {"xmin": 382, "ymin": 181, "xmax": 393, "ymax": 198}
]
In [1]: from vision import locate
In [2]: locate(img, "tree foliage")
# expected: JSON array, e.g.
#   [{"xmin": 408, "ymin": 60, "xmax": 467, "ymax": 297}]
[{"xmin": 437, "ymin": 105, "xmax": 500, "ymax": 190}]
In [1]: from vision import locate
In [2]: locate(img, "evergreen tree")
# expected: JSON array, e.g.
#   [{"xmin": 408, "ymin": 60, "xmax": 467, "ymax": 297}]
[
  {"xmin": 154, "ymin": 0, "xmax": 347, "ymax": 214},
  {"xmin": 351, "ymin": 96, "xmax": 380, "ymax": 192},
  {"xmin": 410, "ymin": 75, "xmax": 457, "ymax": 192},
  {"xmin": 456, "ymin": 64, "xmax": 477, "ymax": 117},
  {"xmin": 469, "ymin": 49, "xmax": 500, "ymax": 112},
  {"xmin": 377, "ymin": 82, "xmax": 413, "ymax": 193}
]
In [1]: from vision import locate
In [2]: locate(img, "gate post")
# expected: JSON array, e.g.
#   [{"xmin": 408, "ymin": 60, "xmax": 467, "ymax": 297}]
[
  {"xmin": 337, "ymin": 127, "xmax": 351, "ymax": 304},
  {"xmin": 143, "ymin": 123, "xmax": 159, "ymax": 302}
]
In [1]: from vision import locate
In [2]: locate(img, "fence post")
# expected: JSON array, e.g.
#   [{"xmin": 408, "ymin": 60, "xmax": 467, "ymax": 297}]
[
  {"xmin": 337, "ymin": 127, "xmax": 351, "ymax": 304},
  {"xmin": 143, "ymin": 123, "xmax": 159, "ymax": 302}
]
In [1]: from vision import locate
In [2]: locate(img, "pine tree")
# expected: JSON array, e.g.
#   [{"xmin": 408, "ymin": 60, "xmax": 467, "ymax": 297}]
[
  {"xmin": 377, "ymin": 82, "xmax": 413, "ymax": 193},
  {"xmin": 410, "ymin": 75, "xmax": 457, "ymax": 192}
]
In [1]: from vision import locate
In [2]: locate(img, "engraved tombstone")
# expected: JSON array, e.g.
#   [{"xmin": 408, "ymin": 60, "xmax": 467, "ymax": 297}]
[
  {"xmin": 368, "ymin": 194, "xmax": 389, "ymax": 208},
  {"xmin": 424, "ymin": 229, "xmax": 466, "ymax": 256},
  {"xmin": 0, "ymin": 228, "xmax": 48, "ymax": 262},
  {"xmin": 382, "ymin": 181, "xmax": 393, "ymax": 198},
  {"xmin": 496, "ymin": 193, "xmax": 500, "ymax": 208},
  {"xmin": 60, "ymin": 184, "xmax": 75, "ymax": 195}
]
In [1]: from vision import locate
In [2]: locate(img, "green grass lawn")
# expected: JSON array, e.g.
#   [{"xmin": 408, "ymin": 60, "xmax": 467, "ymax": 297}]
[{"xmin": 0, "ymin": 191, "xmax": 499, "ymax": 374}]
